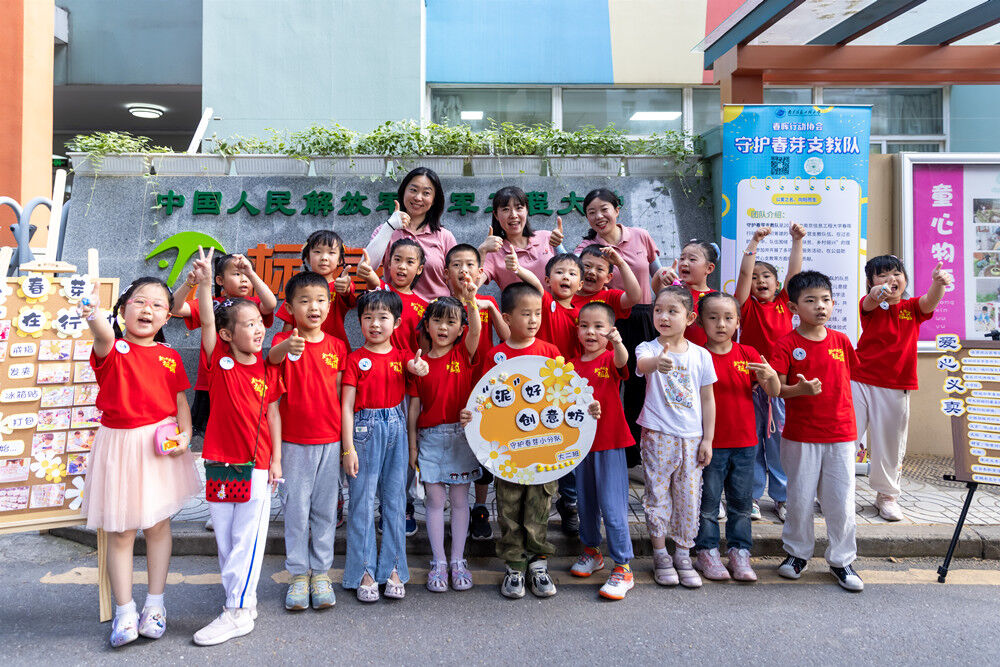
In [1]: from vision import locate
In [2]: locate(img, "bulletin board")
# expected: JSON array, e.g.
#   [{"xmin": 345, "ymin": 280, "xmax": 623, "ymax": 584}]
[{"xmin": 0, "ymin": 272, "xmax": 118, "ymax": 533}]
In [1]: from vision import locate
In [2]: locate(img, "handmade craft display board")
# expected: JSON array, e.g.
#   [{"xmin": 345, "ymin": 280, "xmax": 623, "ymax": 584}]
[
  {"xmin": 0, "ymin": 270, "xmax": 117, "ymax": 533},
  {"xmin": 934, "ymin": 335, "xmax": 1000, "ymax": 486},
  {"xmin": 464, "ymin": 356, "xmax": 596, "ymax": 485}
]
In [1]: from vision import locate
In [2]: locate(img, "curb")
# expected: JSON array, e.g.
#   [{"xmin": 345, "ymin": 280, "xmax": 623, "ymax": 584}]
[{"xmin": 49, "ymin": 521, "xmax": 989, "ymax": 560}]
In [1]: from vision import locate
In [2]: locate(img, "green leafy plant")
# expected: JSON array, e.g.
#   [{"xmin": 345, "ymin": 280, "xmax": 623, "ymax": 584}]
[
  {"xmin": 356, "ymin": 120, "xmax": 428, "ymax": 156},
  {"xmin": 425, "ymin": 122, "xmax": 476, "ymax": 156},
  {"xmin": 547, "ymin": 124, "xmax": 629, "ymax": 155},
  {"xmin": 65, "ymin": 131, "xmax": 171, "ymax": 157},
  {"xmin": 285, "ymin": 123, "xmax": 357, "ymax": 157},
  {"xmin": 210, "ymin": 128, "xmax": 287, "ymax": 156}
]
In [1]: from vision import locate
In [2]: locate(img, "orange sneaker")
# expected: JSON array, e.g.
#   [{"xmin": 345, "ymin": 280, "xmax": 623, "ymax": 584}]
[
  {"xmin": 570, "ymin": 547, "xmax": 604, "ymax": 577},
  {"xmin": 599, "ymin": 565, "xmax": 634, "ymax": 600}
]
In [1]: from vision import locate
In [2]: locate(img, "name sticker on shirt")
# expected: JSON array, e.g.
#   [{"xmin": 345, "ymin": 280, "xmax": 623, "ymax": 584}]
[
  {"xmin": 287, "ymin": 353, "xmax": 301, "ymax": 362},
  {"xmin": 792, "ymin": 347, "xmax": 807, "ymax": 361},
  {"xmin": 879, "ymin": 301, "xmax": 890, "ymax": 310},
  {"xmin": 493, "ymin": 352, "xmax": 507, "ymax": 364},
  {"xmin": 358, "ymin": 358, "xmax": 372, "ymax": 371},
  {"xmin": 550, "ymin": 301, "xmax": 557, "ymax": 313},
  {"xmin": 219, "ymin": 356, "xmax": 235, "ymax": 370},
  {"xmin": 115, "ymin": 340, "xmax": 130, "ymax": 354}
]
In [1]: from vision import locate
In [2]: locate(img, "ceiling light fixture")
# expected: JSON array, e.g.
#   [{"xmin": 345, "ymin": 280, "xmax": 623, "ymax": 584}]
[
  {"xmin": 630, "ymin": 111, "xmax": 682, "ymax": 121},
  {"xmin": 126, "ymin": 103, "xmax": 166, "ymax": 119}
]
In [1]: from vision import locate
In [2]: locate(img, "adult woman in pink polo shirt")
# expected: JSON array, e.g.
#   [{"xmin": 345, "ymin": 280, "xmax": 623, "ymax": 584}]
[
  {"xmin": 368, "ymin": 167, "xmax": 456, "ymax": 301},
  {"xmin": 574, "ymin": 188, "xmax": 661, "ymax": 462},
  {"xmin": 479, "ymin": 186, "xmax": 565, "ymax": 289}
]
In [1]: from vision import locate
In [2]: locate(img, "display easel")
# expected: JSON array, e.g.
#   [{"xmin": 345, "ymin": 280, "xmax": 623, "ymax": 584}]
[{"xmin": 0, "ymin": 248, "xmax": 113, "ymax": 620}]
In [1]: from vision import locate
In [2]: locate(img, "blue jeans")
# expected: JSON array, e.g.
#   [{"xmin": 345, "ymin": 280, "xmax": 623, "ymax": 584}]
[
  {"xmin": 576, "ymin": 448, "xmax": 633, "ymax": 564},
  {"xmin": 696, "ymin": 446, "xmax": 755, "ymax": 552},
  {"xmin": 753, "ymin": 387, "xmax": 787, "ymax": 503},
  {"xmin": 558, "ymin": 471, "xmax": 577, "ymax": 505},
  {"xmin": 342, "ymin": 406, "xmax": 409, "ymax": 588}
]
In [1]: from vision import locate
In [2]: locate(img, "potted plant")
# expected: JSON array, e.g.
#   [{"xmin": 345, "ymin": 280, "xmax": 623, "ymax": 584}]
[
  {"xmin": 470, "ymin": 121, "xmax": 547, "ymax": 177},
  {"xmin": 625, "ymin": 130, "xmax": 691, "ymax": 176},
  {"xmin": 65, "ymin": 131, "xmax": 170, "ymax": 175},
  {"xmin": 289, "ymin": 124, "xmax": 384, "ymax": 176},
  {"xmin": 358, "ymin": 120, "xmax": 430, "ymax": 179},
  {"xmin": 214, "ymin": 130, "xmax": 310, "ymax": 176},
  {"xmin": 421, "ymin": 123, "xmax": 471, "ymax": 176},
  {"xmin": 547, "ymin": 124, "xmax": 626, "ymax": 177},
  {"xmin": 151, "ymin": 147, "xmax": 230, "ymax": 176}
]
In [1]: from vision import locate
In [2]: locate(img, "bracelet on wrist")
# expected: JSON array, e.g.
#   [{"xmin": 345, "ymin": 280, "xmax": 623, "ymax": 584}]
[{"xmin": 341, "ymin": 447, "xmax": 355, "ymax": 457}]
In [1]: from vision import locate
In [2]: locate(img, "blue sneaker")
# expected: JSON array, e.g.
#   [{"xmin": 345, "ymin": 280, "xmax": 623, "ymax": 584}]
[
  {"xmin": 310, "ymin": 574, "xmax": 336, "ymax": 609},
  {"xmin": 405, "ymin": 503, "xmax": 417, "ymax": 537},
  {"xmin": 285, "ymin": 574, "xmax": 309, "ymax": 611}
]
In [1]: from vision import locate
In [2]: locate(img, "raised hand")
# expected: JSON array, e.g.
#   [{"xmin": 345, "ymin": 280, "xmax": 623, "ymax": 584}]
[
  {"xmin": 231, "ymin": 253, "xmax": 253, "ymax": 274},
  {"xmin": 288, "ymin": 328, "xmax": 306, "ymax": 356},
  {"xmin": 549, "ymin": 216, "xmax": 564, "ymax": 248},
  {"xmin": 658, "ymin": 259, "xmax": 679, "ymax": 286},
  {"xmin": 587, "ymin": 400, "xmax": 601, "ymax": 419},
  {"xmin": 600, "ymin": 246, "xmax": 625, "ymax": 267},
  {"xmin": 191, "ymin": 245, "xmax": 215, "ymax": 285},
  {"xmin": 334, "ymin": 271, "xmax": 352, "ymax": 295},
  {"xmin": 604, "ymin": 326, "xmax": 623, "ymax": 347},
  {"xmin": 796, "ymin": 373, "xmax": 822, "ymax": 395},
  {"xmin": 867, "ymin": 281, "xmax": 890, "ymax": 304},
  {"xmin": 395, "ymin": 199, "xmax": 412, "ymax": 231},
  {"xmin": 753, "ymin": 226, "xmax": 772, "ymax": 242},
  {"xmin": 77, "ymin": 292, "xmax": 100, "ymax": 320},
  {"xmin": 356, "ymin": 249, "xmax": 374, "ymax": 283},
  {"xmin": 656, "ymin": 343, "xmax": 674, "ymax": 373},
  {"xmin": 458, "ymin": 270, "xmax": 478, "ymax": 302},
  {"xmin": 747, "ymin": 355, "xmax": 776, "ymax": 383},
  {"xmin": 790, "ymin": 222, "xmax": 806, "ymax": 240},
  {"xmin": 408, "ymin": 349, "xmax": 429, "ymax": 377},
  {"xmin": 481, "ymin": 222, "xmax": 504, "ymax": 255},
  {"xmin": 505, "ymin": 248, "xmax": 521, "ymax": 274},
  {"xmin": 932, "ymin": 261, "xmax": 953, "ymax": 287}
]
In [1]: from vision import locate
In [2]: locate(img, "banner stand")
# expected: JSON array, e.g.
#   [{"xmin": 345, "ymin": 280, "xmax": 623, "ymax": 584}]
[{"xmin": 937, "ymin": 477, "xmax": 978, "ymax": 583}]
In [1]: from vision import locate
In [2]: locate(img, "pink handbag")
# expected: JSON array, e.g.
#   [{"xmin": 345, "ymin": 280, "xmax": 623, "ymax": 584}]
[{"xmin": 154, "ymin": 422, "xmax": 181, "ymax": 456}]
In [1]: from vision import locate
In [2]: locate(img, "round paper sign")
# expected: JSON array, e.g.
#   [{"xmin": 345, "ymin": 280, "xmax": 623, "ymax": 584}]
[{"xmin": 464, "ymin": 355, "xmax": 596, "ymax": 485}]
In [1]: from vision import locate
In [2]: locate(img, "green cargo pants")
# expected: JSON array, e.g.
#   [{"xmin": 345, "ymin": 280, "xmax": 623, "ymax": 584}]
[{"xmin": 495, "ymin": 478, "xmax": 557, "ymax": 570}]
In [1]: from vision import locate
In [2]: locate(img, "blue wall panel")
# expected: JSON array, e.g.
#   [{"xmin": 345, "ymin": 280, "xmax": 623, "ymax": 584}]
[
  {"xmin": 426, "ymin": 0, "xmax": 614, "ymax": 84},
  {"xmin": 950, "ymin": 86, "xmax": 1000, "ymax": 153}
]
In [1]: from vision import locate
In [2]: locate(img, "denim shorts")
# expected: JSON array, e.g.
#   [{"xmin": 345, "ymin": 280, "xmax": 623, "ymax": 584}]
[{"xmin": 417, "ymin": 422, "xmax": 482, "ymax": 485}]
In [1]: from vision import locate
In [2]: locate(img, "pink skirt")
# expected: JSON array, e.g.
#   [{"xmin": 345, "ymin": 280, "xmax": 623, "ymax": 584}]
[{"xmin": 83, "ymin": 417, "xmax": 201, "ymax": 532}]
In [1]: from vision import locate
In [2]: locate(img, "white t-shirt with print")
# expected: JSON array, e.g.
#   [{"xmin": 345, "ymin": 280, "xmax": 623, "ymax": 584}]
[{"xmin": 635, "ymin": 338, "xmax": 717, "ymax": 438}]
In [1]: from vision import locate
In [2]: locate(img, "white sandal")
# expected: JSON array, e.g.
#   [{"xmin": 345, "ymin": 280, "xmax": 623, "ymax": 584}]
[
  {"xmin": 356, "ymin": 580, "xmax": 379, "ymax": 603},
  {"xmin": 384, "ymin": 570, "xmax": 406, "ymax": 599}
]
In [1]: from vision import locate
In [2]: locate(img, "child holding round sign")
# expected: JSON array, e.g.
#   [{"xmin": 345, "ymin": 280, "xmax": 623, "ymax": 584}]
[
  {"xmin": 407, "ymin": 292, "xmax": 483, "ymax": 593},
  {"xmin": 80, "ymin": 278, "xmax": 200, "ymax": 648},
  {"xmin": 635, "ymin": 285, "xmax": 717, "ymax": 589}
]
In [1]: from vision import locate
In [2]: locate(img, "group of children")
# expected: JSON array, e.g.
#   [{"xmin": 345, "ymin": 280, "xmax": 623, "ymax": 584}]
[{"xmin": 77, "ymin": 183, "xmax": 950, "ymax": 648}]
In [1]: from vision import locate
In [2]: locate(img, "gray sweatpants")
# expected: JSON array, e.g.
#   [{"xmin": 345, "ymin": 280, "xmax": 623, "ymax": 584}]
[{"xmin": 281, "ymin": 441, "xmax": 341, "ymax": 575}]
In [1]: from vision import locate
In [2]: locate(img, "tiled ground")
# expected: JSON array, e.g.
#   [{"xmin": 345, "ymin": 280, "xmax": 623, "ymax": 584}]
[{"xmin": 172, "ymin": 456, "xmax": 1000, "ymax": 527}]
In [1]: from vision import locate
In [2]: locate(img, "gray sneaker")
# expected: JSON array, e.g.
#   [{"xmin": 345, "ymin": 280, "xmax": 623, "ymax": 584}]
[
  {"xmin": 528, "ymin": 560, "xmax": 557, "ymax": 597},
  {"xmin": 500, "ymin": 566, "xmax": 525, "ymax": 599}
]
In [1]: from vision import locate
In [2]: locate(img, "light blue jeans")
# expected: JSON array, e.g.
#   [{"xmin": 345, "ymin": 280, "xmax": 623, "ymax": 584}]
[
  {"xmin": 753, "ymin": 386, "xmax": 787, "ymax": 503},
  {"xmin": 342, "ymin": 405, "xmax": 409, "ymax": 588}
]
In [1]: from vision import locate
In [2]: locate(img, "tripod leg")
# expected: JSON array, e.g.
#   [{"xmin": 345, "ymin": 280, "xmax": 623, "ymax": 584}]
[{"xmin": 938, "ymin": 482, "xmax": 978, "ymax": 583}]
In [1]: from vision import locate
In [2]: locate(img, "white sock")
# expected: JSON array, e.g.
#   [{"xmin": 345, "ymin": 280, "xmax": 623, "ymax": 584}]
[
  {"xmin": 145, "ymin": 593, "xmax": 164, "ymax": 611},
  {"xmin": 115, "ymin": 600, "xmax": 137, "ymax": 619},
  {"xmin": 675, "ymin": 547, "xmax": 690, "ymax": 561},
  {"xmin": 653, "ymin": 547, "xmax": 668, "ymax": 558}
]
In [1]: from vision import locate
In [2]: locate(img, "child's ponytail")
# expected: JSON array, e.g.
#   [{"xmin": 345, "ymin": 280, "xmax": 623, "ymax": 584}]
[{"xmin": 112, "ymin": 277, "xmax": 173, "ymax": 343}]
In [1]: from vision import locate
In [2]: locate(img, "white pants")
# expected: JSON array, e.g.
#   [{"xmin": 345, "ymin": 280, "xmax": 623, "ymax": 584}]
[
  {"xmin": 852, "ymin": 381, "xmax": 909, "ymax": 498},
  {"xmin": 208, "ymin": 468, "xmax": 271, "ymax": 609},
  {"xmin": 780, "ymin": 439, "xmax": 857, "ymax": 567}
]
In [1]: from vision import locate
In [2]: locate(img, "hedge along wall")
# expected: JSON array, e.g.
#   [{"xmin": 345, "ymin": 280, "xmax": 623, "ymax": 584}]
[{"xmin": 61, "ymin": 172, "xmax": 715, "ymax": 388}]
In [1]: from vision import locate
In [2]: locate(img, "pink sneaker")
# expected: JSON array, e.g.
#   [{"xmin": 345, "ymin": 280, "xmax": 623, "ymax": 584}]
[
  {"xmin": 652, "ymin": 551, "xmax": 679, "ymax": 586},
  {"xmin": 694, "ymin": 548, "xmax": 731, "ymax": 581},
  {"xmin": 673, "ymin": 554, "xmax": 703, "ymax": 589},
  {"xmin": 727, "ymin": 547, "xmax": 758, "ymax": 582}
]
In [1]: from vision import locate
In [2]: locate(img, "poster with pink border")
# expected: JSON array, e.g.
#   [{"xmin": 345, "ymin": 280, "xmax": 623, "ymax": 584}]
[{"xmin": 912, "ymin": 163, "xmax": 963, "ymax": 342}]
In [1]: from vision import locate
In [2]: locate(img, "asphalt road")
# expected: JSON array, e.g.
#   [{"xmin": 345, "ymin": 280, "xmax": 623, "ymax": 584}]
[{"xmin": 0, "ymin": 532, "xmax": 996, "ymax": 665}]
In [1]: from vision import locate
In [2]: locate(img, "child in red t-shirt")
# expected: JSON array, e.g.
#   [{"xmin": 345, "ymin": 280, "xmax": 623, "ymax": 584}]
[
  {"xmin": 340, "ymin": 290, "xmax": 429, "ymax": 603},
  {"xmin": 572, "ymin": 244, "xmax": 642, "ymax": 317},
  {"xmin": 653, "ymin": 239, "xmax": 720, "ymax": 347},
  {"xmin": 407, "ymin": 293, "xmax": 482, "ymax": 593},
  {"xmin": 692, "ymin": 292, "xmax": 779, "ymax": 584},
  {"xmin": 443, "ymin": 243, "xmax": 508, "ymax": 539},
  {"xmin": 266, "ymin": 271, "xmax": 348, "ymax": 611},
  {"xmin": 275, "ymin": 229, "xmax": 357, "ymax": 349},
  {"xmin": 567, "ymin": 302, "xmax": 635, "ymax": 600},
  {"xmin": 770, "ymin": 271, "xmax": 863, "ymax": 593},
  {"xmin": 169, "ymin": 253, "xmax": 276, "ymax": 435},
  {"xmin": 852, "ymin": 255, "xmax": 951, "ymax": 521},
  {"xmin": 359, "ymin": 237, "xmax": 429, "ymax": 353},
  {"xmin": 734, "ymin": 223, "xmax": 805, "ymax": 521},
  {"xmin": 80, "ymin": 277, "xmax": 200, "ymax": 648},
  {"xmin": 191, "ymin": 248, "xmax": 285, "ymax": 645}
]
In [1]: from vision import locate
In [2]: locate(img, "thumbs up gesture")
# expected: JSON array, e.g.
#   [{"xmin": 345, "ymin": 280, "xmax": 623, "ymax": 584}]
[
  {"xmin": 395, "ymin": 199, "xmax": 412, "ymax": 231},
  {"xmin": 505, "ymin": 247, "xmax": 521, "ymax": 274},
  {"xmin": 797, "ymin": 374, "xmax": 822, "ymax": 395},
  {"xmin": 932, "ymin": 261, "xmax": 953, "ymax": 287},
  {"xmin": 480, "ymin": 221, "xmax": 504, "ymax": 255},
  {"xmin": 334, "ymin": 271, "xmax": 352, "ymax": 295},
  {"xmin": 288, "ymin": 328, "xmax": 305, "ymax": 356},
  {"xmin": 549, "ymin": 216, "xmax": 564, "ymax": 248},
  {"xmin": 656, "ymin": 342, "xmax": 674, "ymax": 373},
  {"xmin": 408, "ymin": 349, "xmax": 429, "ymax": 377},
  {"xmin": 356, "ymin": 249, "xmax": 376, "ymax": 286},
  {"xmin": 658, "ymin": 259, "xmax": 680, "ymax": 287}
]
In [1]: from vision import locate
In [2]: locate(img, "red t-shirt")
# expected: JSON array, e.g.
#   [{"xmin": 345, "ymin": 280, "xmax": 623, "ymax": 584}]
[
  {"xmin": 184, "ymin": 295, "xmax": 274, "ymax": 391},
  {"xmin": 276, "ymin": 280, "xmax": 356, "ymax": 351},
  {"xmin": 376, "ymin": 280, "xmax": 428, "ymax": 353},
  {"xmin": 684, "ymin": 287, "xmax": 714, "ymax": 347},
  {"xmin": 271, "ymin": 330, "xmax": 347, "ymax": 444},
  {"xmin": 571, "ymin": 289, "xmax": 632, "ymax": 320},
  {"xmin": 538, "ymin": 292, "xmax": 581, "ymax": 358},
  {"xmin": 484, "ymin": 339, "xmax": 562, "ymax": 371},
  {"xmin": 739, "ymin": 289, "xmax": 792, "ymax": 359},
  {"xmin": 708, "ymin": 343, "xmax": 761, "ymax": 448},
  {"xmin": 770, "ymin": 329, "xmax": 859, "ymax": 444},
  {"xmin": 342, "ymin": 346, "xmax": 415, "ymax": 411},
  {"xmin": 408, "ymin": 345, "xmax": 478, "ymax": 429},
  {"xmin": 571, "ymin": 349, "xmax": 632, "ymax": 451},
  {"xmin": 92, "ymin": 341, "xmax": 189, "ymax": 428},
  {"xmin": 466, "ymin": 295, "xmax": 498, "ymax": 375},
  {"xmin": 852, "ymin": 296, "xmax": 932, "ymax": 391},
  {"xmin": 203, "ymin": 339, "xmax": 285, "ymax": 469}
]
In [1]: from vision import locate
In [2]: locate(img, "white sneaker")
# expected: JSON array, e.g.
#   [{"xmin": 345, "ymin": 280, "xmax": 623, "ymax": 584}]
[
  {"xmin": 718, "ymin": 502, "xmax": 727, "ymax": 520},
  {"xmin": 570, "ymin": 548, "xmax": 605, "ymax": 577},
  {"xmin": 876, "ymin": 493, "xmax": 904, "ymax": 521},
  {"xmin": 193, "ymin": 608, "xmax": 254, "ymax": 646},
  {"xmin": 775, "ymin": 501, "xmax": 787, "ymax": 523}
]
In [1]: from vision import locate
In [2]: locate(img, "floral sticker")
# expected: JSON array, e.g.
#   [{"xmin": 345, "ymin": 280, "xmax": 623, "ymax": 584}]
[
  {"xmin": 65, "ymin": 476, "xmax": 85, "ymax": 511},
  {"xmin": 16, "ymin": 273, "xmax": 54, "ymax": 304},
  {"xmin": 14, "ymin": 305, "xmax": 49, "ymax": 338},
  {"xmin": 52, "ymin": 307, "xmax": 86, "ymax": 339},
  {"xmin": 58, "ymin": 274, "xmax": 92, "ymax": 304}
]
